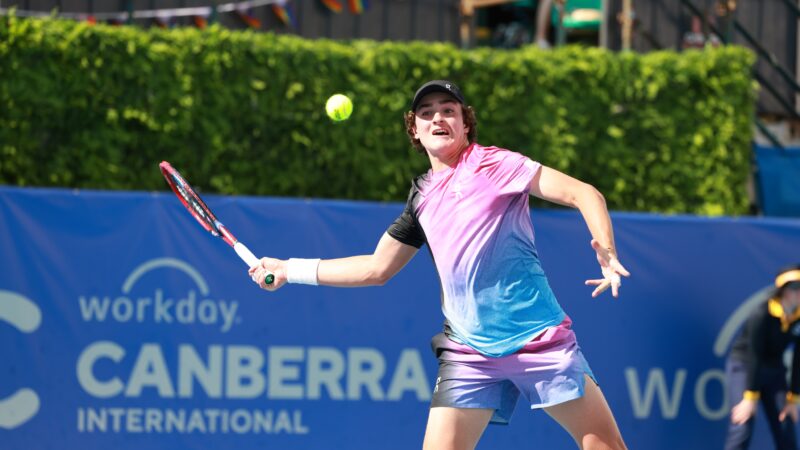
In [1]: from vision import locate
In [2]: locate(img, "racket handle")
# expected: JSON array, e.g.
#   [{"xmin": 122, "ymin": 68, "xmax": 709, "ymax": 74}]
[{"xmin": 234, "ymin": 242, "xmax": 275, "ymax": 285}]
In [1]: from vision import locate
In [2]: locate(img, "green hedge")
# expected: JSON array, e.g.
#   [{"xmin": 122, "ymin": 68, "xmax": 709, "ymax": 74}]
[{"xmin": 0, "ymin": 14, "xmax": 756, "ymax": 215}]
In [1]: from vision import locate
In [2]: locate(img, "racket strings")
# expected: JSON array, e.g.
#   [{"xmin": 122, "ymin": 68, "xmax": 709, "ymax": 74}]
[{"xmin": 171, "ymin": 175, "xmax": 218, "ymax": 235}]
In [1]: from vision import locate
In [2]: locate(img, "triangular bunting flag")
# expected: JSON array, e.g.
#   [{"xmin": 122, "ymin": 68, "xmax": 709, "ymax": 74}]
[
  {"xmin": 348, "ymin": 0, "xmax": 369, "ymax": 14},
  {"xmin": 236, "ymin": 9, "xmax": 261, "ymax": 29},
  {"xmin": 320, "ymin": 0, "xmax": 343, "ymax": 13},
  {"xmin": 272, "ymin": 3, "xmax": 296, "ymax": 28},
  {"xmin": 192, "ymin": 15, "xmax": 208, "ymax": 29}
]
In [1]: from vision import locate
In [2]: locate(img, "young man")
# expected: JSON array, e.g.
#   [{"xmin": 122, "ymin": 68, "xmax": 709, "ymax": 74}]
[
  {"xmin": 249, "ymin": 80, "xmax": 629, "ymax": 449},
  {"xmin": 725, "ymin": 265, "xmax": 800, "ymax": 450}
]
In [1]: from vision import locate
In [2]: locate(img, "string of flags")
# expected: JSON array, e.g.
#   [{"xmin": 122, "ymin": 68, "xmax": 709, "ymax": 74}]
[
  {"xmin": 319, "ymin": 0, "xmax": 344, "ymax": 14},
  {"xmin": 236, "ymin": 8, "xmax": 262, "ymax": 28},
  {"xmin": 1, "ymin": 0, "xmax": 370, "ymax": 30},
  {"xmin": 319, "ymin": 0, "xmax": 370, "ymax": 14},
  {"xmin": 0, "ymin": 0, "xmax": 310, "ymax": 28}
]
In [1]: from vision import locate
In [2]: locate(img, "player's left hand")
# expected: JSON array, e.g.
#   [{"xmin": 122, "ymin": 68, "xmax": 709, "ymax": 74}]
[
  {"xmin": 780, "ymin": 402, "xmax": 799, "ymax": 423},
  {"xmin": 585, "ymin": 239, "xmax": 630, "ymax": 298}
]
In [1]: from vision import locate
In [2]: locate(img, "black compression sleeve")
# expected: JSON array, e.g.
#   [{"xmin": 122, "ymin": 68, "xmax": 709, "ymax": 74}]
[{"xmin": 386, "ymin": 184, "xmax": 425, "ymax": 248}]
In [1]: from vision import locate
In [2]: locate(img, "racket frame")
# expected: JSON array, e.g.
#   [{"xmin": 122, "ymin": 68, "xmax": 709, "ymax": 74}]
[{"xmin": 159, "ymin": 161, "xmax": 272, "ymax": 283}]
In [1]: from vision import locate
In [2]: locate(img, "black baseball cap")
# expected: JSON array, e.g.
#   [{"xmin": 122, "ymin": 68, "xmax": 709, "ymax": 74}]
[{"xmin": 411, "ymin": 80, "xmax": 466, "ymax": 112}]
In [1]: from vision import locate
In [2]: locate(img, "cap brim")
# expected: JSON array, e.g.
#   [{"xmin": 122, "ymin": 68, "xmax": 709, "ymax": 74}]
[{"xmin": 412, "ymin": 86, "xmax": 464, "ymax": 111}]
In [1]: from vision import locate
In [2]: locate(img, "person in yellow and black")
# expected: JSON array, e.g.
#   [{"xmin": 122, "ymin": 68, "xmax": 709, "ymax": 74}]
[{"xmin": 725, "ymin": 264, "xmax": 800, "ymax": 450}]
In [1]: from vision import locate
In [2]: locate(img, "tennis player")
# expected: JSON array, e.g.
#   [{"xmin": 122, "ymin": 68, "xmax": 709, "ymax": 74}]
[{"xmin": 250, "ymin": 79, "xmax": 629, "ymax": 450}]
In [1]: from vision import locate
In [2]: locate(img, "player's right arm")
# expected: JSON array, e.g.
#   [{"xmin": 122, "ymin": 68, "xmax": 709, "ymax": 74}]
[{"xmin": 249, "ymin": 233, "xmax": 418, "ymax": 291}]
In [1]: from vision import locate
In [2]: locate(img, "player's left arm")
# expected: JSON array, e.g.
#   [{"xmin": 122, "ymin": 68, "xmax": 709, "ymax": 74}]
[{"xmin": 529, "ymin": 165, "xmax": 630, "ymax": 298}]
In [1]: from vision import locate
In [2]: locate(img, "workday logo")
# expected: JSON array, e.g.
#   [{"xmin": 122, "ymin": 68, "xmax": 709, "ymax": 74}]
[
  {"xmin": 0, "ymin": 290, "xmax": 42, "ymax": 429},
  {"xmin": 78, "ymin": 258, "xmax": 241, "ymax": 332}
]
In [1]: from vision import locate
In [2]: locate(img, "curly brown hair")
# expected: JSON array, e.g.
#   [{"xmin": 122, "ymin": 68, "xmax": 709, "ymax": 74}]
[{"xmin": 404, "ymin": 105, "xmax": 478, "ymax": 154}]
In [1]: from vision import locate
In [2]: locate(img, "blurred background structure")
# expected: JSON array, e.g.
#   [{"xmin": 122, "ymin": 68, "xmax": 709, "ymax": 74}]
[
  {"xmin": 2, "ymin": 0, "xmax": 798, "ymax": 216},
  {"xmin": 1, "ymin": 2, "xmax": 800, "ymax": 449},
  {"xmin": 2, "ymin": 1, "xmax": 796, "ymax": 121}
]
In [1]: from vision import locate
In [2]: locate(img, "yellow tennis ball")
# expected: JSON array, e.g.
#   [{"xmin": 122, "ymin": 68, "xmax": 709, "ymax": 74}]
[{"xmin": 326, "ymin": 94, "xmax": 353, "ymax": 122}]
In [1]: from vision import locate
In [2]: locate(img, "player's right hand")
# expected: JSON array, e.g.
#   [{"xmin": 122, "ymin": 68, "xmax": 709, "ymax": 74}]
[{"xmin": 249, "ymin": 257, "xmax": 287, "ymax": 291}]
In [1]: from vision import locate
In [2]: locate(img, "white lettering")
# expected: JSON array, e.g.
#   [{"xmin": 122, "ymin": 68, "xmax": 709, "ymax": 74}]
[
  {"xmin": 269, "ymin": 347, "xmax": 305, "ymax": 399},
  {"xmin": 154, "ymin": 289, "xmax": 173, "ymax": 324},
  {"xmin": 78, "ymin": 296, "xmax": 110, "ymax": 321},
  {"xmin": 136, "ymin": 297, "xmax": 151, "ymax": 322},
  {"xmin": 77, "ymin": 343, "xmax": 430, "ymax": 402},
  {"xmin": 625, "ymin": 367, "xmax": 686, "ymax": 419},
  {"xmin": 77, "ymin": 407, "xmax": 309, "ymax": 434},
  {"xmin": 175, "ymin": 291, "xmax": 197, "ymax": 324},
  {"xmin": 197, "ymin": 300, "xmax": 216, "ymax": 325},
  {"xmin": 347, "ymin": 348, "xmax": 385, "ymax": 400},
  {"xmin": 387, "ymin": 349, "xmax": 430, "ymax": 400},
  {"xmin": 226, "ymin": 346, "xmax": 265, "ymax": 398},
  {"xmin": 186, "ymin": 409, "xmax": 206, "ymax": 433},
  {"xmin": 145, "ymin": 408, "xmax": 163, "ymax": 432},
  {"xmin": 273, "ymin": 410, "xmax": 292, "ymax": 434},
  {"xmin": 76, "ymin": 341, "xmax": 125, "ymax": 398},
  {"xmin": 87, "ymin": 407, "xmax": 106, "ymax": 432},
  {"xmin": 178, "ymin": 345, "xmax": 222, "ymax": 398},
  {"xmin": 108, "ymin": 407, "xmax": 124, "ymax": 431},
  {"xmin": 306, "ymin": 347, "xmax": 345, "ymax": 400},
  {"xmin": 125, "ymin": 344, "xmax": 175, "ymax": 398},
  {"xmin": 694, "ymin": 369, "xmax": 728, "ymax": 420},
  {"xmin": 230, "ymin": 409, "xmax": 251, "ymax": 434},
  {"xmin": 126, "ymin": 408, "xmax": 143, "ymax": 433},
  {"xmin": 111, "ymin": 297, "xmax": 133, "ymax": 321},
  {"xmin": 166, "ymin": 409, "xmax": 185, "ymax": 432},
  {"xmin": 78, "ymin": 289, "xmax": 239, "ymax": 332},
  {"xmin": 218, "ymin": 302, "xmax": 238, "ymax": 333}
]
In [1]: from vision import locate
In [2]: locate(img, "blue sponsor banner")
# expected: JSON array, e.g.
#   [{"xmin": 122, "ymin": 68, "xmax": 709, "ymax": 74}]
[{"xmin": 1, "ymin": 186, "xmax": 800, "ymax": 449}]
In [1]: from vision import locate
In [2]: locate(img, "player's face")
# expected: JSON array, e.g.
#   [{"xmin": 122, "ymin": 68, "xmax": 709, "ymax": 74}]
[
  {"xmin": 783, "ymin": 282, "xmax": 800, "ymax": 312},
  {"xmin": 413, "ymin": 92, "xmax": 470, "ymax": 159}
]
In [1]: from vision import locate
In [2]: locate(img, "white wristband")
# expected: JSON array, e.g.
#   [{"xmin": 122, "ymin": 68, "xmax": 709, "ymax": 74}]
[{"xmin": 286, "ymin": 258, "xmax": 320, "ymax": 285}]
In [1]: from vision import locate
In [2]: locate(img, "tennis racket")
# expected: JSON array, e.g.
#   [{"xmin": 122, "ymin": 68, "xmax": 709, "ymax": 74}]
[{"xmin": 159, "ymin": 161, "xmax": 274, "ymax": 285}]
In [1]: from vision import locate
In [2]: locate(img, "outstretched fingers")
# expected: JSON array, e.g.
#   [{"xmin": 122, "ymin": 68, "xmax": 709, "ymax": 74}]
[
  {"xmin": 585, "ymin": 276, "xmax": 621, "ymax": 298},
  {"xmin": 585, "ymin": 278, "xmax": 611, "ymax": 297},
  {"xmin": 610, "ymin": 259, "xmax": 631, "ymax": 278},
  {"xmin": 586, "ymin": 239, "xmax": 631, "ymax": 298},
  {"xmin": 585, "ymin": 269, "xmax": 624, "ymax": 298}
]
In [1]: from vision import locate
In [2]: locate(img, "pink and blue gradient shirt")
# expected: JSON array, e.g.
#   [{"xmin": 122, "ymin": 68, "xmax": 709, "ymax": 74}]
[{"xmin": 388, "ymin": 143, "xmax": 565, "ymax": 357}]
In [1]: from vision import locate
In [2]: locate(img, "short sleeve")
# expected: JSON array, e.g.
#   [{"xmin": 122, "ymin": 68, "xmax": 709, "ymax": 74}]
[
  {"xmin": 477, "ymin": 146, "xmax": 541, "ymax": 195},
  {"xmin": 386, "ymin": 185, "xmax": 426, "ymax": 248}
]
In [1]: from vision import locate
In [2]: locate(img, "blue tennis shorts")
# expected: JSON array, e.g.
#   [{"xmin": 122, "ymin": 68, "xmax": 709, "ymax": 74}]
[{"xmin": 429, "ymin": 316, "xmax": 597, "ymax": 424}]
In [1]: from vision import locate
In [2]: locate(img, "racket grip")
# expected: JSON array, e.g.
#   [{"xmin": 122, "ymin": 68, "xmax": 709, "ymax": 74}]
[{"xmin": 234, "ymin": 242, "xmax": 275, "ymax": 285}]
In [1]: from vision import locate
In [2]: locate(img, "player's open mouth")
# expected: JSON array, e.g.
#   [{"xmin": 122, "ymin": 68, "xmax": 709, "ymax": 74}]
[{"xmin": 432, "ymin": 129, "xmax": 449, "ymax": 136}]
